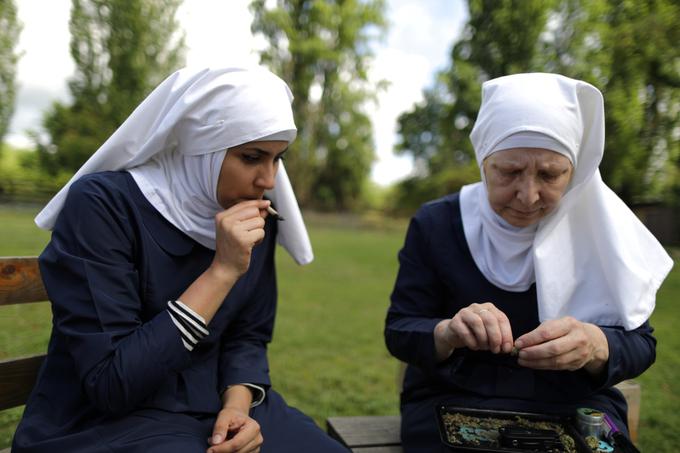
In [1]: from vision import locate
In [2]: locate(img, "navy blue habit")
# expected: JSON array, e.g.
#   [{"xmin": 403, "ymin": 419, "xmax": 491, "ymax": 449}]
[
  {"xmin": 12, "ymin": 171, "xmax": 348, "ymax": 453},
  {"xmin": 385, "ymin": 193, "xmax": 657, "ymax": 453}
]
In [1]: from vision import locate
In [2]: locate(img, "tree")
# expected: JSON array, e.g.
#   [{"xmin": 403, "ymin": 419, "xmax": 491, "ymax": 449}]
[
  {"xmin": 578, "ymin": 0, "xmax": 680, "ymax": 203},
  {"xmin": 392, "ymin": 0, "xmax": 555, "ymax": 211},
  {"xmin": 0, "ymin": 0, "xmax": 22, "ymax": 148},
  {"xmin": 394, "ymin": 0, "xmax": 680, "ymax": 210},
  {"xmin": 250, "ymin": 0, "xmax": 386, "ymax": 210},
  {"xmin": 36, "ymin": 0, "xmax": 185, "ymax": 175}
]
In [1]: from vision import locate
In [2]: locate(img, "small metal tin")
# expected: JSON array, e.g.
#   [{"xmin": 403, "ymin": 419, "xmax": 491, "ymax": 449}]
[{"xmin": 576, "ymin": 407, "xmax": 604, "ymax": 438}]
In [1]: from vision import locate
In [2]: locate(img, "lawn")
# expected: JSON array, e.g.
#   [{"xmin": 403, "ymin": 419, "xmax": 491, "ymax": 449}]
[{"xmin": 0, "ymin": 205, "xmax": 678, "ymax": 451}]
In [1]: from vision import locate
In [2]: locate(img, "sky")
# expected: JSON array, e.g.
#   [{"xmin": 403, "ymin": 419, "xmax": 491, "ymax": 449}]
[{"xmin": 7, "ymin": 0, "xmax": 467, "ymax": 186}]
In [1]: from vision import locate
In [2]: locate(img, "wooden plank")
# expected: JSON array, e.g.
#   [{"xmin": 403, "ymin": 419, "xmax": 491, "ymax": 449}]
[
  {"xmin": 327, "ymin": 416, "xmax": 401, "ymax": 449},
  {"xmin": 352, "ymin": 447, "xmax": 403, "ymax": 453},
  {"xmin": 0, "ymin": 257, "xmax": 47, "ymax": 306},
  {"xmin": 615, "ymin": 379, "xmax": 641, "ymax": 445},
  {"xmin": 0, "ymin": 354, "xmax": 45, "ymax": 411}
]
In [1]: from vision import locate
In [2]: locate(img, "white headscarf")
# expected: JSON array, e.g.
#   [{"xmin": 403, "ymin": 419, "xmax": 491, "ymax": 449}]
[
  {"xmin": 460, "ymin": 73, "xmax": 673, "ymax": 329},
  {"xmin": 35, "ymin": 66, "xmax": 314, "ymax": 265}
]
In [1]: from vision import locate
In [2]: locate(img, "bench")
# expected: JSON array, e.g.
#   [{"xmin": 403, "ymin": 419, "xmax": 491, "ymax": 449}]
[
  {"xmin": 0, "ymin": 257, "xmax": 48, "ymax": 453},
  {"xmin": 327, "ymin": 377, "xmax": 642, "ymax": 451}
]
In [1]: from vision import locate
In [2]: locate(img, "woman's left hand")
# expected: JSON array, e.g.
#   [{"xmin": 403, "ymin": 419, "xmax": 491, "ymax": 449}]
[
  {"xmin": 513, "ymin": 317, "xmax": 609, "ymax": 375},
  {"xmin": 207, "ymin": 407, "xmax": 262, "ymax": 453}
]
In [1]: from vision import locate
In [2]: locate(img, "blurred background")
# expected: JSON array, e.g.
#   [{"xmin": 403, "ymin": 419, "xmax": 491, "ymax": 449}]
[{"xmin": 0, "ymin": 0, "xmax": 679, "ymax": 451}]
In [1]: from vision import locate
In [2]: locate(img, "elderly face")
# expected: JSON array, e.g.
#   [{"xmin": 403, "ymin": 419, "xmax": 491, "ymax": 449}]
[
  {"xmin": 216, "ymin": 140, "xmax": 288, "ymax": 209},
  {"xmin": 483, "ymin": 147, "xmax": 573, "ymax": 227}
]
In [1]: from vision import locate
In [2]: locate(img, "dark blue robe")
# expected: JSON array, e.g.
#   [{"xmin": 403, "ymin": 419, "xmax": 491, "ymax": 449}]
[
  {"xmin": 385, "ymin": 193, "xmax": 656, "ymax": 453},
  {"xmin": 12, "ymin": 171, "xmax": 347, "ymax": 453}
]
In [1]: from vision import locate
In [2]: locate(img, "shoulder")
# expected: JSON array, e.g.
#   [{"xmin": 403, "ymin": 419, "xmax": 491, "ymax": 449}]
[
  {"xmin": 58, "ymin": 171, "xmax": 138, "ymax": 236},
  {"xmin": 67, "ymin": 171, "xmax": 132, "ymax": 202},
  {"xmin": 412, "ymin": 192, "xmax": 461, "ymax": 228}
]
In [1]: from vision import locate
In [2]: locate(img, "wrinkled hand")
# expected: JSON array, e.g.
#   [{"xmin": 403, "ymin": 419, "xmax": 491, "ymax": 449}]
[
  {"xmin": 514, "ymin": 317, "xmax": 609, "ymax": 374},
  {"xmin": 434, "ymin": 302, "xmax": 514, "ymax": 361},
  {"xmin": 207, "ymin": 407, "xmax": 263, "ymax": 453},
  {"xmin": 212, "ymin": 200, "xmax": 271, "ymax": 279}
]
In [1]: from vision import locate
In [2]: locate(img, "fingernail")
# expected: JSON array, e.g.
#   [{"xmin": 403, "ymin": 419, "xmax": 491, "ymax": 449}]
[
  {"xmin": 212, "ymin": 434, "xmax": 223, "ymax": 444},
  {"xmin": 514, "ymin": 340, "xmax": 523, "ymax": 349}
]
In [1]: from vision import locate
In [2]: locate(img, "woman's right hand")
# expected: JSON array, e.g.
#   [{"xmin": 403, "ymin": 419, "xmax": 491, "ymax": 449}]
[
  {"xmin": 434, "ymin": 302, "xmax": 514, "ymax": 361},
  {"xmin": 211, "ymin": 199, "xmax": 271, "ymax": 280},
  {"xmin": 208, "ymin": 407, "xmax": 263, "ymax": 453}
]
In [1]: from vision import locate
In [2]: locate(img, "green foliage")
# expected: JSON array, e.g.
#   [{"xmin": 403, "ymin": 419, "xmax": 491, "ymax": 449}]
[
  {"xmin": 0, "ymin": 0, "xmax": 22, "ymax": 146},
  {"xmin": 394, "ymin": 0, "xmax": 554, "ymax": 211},
  {"xmin": 36, "ymin": 0, "xmax": 186, "ymax": 175},
  {"xmin": 395, "ymin": 0, "xmax": 680, "ymax": 210},
  {"xmin": 572, "ymin": 0, "xmax": 680, "ymax": 203},
  {"xmin": 388, "ymin": 163, "xmax": 480, "ymax": 216},
  {"xmin": 250, "ymin": 0, "xmax": 387, "ymax": 210},
  {"xmin": 0, "ymin": 145, "xmax": 70, "ymax": 203}
]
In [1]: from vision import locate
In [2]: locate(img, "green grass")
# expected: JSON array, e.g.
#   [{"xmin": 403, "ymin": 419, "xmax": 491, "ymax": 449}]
[{"xmin": 0, "ymin": 205, "xmax": 679, "ymax": 451}]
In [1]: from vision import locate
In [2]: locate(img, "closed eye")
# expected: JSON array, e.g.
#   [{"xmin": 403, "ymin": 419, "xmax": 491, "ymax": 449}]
[{"xmin": 241, "ymin": 153, "xmax": 261, "ymax": 164}]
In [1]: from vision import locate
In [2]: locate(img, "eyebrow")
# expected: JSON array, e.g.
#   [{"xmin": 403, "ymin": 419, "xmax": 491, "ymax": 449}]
[
  {"xmin": 242, "ymin": 146, "xmax": 289, "ymax": 157},
  {"xmin": 491, "ymin": 160, "xmax": 570, "ymax": 171}
]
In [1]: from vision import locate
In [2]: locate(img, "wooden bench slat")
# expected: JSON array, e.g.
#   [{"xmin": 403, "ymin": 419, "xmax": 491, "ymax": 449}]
[
  {"xmin": 351, "ymin": 448, "xmax": 403, "ymax": 453},
  {"xmin": 0, "ymin": 354, "xmax": 46, "ymax": 411},
  {"xmin": 327, "ymin": 415, "xmax": 401, "ymax": 449},
  {"xmin": 615, "ymin": 379, "xmax": 640, "ymax": 444},
  {"xmin": 0, "ymin": 257, "xmax": 48, "ymax": 305}
]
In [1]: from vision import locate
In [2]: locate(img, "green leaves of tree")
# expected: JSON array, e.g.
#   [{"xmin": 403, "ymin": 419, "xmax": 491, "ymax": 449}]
[
  {"xmin": 251, "ymin": 0, "xmax": 387, "ymax": 210},
  {"xmin": 36, "ymin": 0, "xmax": 185, "ymax": 175},
  {"xmin": 0, "ymin": 0, "xmax": 22, "ymax": 147},
  {"xmin": 395, "ymin": 0, "xmax": 680, "ymax": 211}
]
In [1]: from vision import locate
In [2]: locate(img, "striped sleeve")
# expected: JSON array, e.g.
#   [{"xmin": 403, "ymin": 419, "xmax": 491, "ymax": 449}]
[{"xmin": 167, "ymin": 300, "xmax": 209, "ymax": 351}]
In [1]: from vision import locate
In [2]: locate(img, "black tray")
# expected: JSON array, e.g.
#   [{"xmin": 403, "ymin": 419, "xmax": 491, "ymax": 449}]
[{"xmin": 436, "ymin": 405, "xmax": 595, "ymax": 452}]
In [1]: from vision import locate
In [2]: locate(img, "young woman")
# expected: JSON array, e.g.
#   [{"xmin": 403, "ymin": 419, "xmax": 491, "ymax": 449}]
[{"xmin": 13, "ymin": 66, "xmax": 348, "ymax": 453}]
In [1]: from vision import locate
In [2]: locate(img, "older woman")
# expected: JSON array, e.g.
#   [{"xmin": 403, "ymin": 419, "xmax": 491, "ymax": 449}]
[
  {"xmin": 13, "ymin": 66, "xmax": 348, "ymax": 453},
  {"xmin": 384, "ymin": 73, "xmax": 673, "ymax": 452}
]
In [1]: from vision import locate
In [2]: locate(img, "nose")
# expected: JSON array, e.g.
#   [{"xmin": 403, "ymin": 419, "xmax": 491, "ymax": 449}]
[
  {"xmin": 255, "ymin": 162, "xmax": 277, "ymax": 190},
  {"xmin": 516, "ymin": 177, "xmax": 540, "ymax": 206}
]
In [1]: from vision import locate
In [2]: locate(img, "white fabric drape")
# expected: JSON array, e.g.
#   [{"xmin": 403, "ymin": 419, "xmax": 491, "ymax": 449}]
[
  {"xmin": 460, "ymin": 73, "xmax": 673, "ymax": 329},
  {"xmin": 35, "ymin": 66, "xmax": 313, "ymax": 265}
]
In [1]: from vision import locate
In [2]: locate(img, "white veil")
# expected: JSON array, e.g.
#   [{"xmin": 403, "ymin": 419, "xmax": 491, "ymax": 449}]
[{"xmin": 35, "ymin": 66, "xmax": 313, "ymax": 265}]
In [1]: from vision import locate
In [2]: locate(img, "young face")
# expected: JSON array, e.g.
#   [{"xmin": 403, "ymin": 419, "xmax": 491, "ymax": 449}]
[
  {"xmin": 483, "ymin": 147, "xmax": 573, "ymax": 227},
  {"xmin": 216, "ymin": 140, "xmax": 288, "ymax": 209}
]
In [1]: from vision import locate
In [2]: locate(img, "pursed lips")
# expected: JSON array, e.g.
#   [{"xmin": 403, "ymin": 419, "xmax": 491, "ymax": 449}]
[{"xmin": 507, "ymin": 207, "xmax": 543, "ymax": 216}]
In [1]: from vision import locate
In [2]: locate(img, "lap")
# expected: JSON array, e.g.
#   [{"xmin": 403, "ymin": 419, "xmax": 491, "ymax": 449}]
[
  {"xmin": 252, "ymin": 390, "xmax": 349, "ymax": 453},
  {"xmin": 14, "ymin": 390, "xmax": 347, "ymax": 453},
  {"xmin": 106, "ymin": 390, "xmax": 348, "ymax": 453}
]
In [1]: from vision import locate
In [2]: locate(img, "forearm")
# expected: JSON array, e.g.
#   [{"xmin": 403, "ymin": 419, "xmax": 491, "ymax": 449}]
[
  {"xmin": 583, "ymin": 323, "xmax": 610, "ymax": 376},
  {"xmin": 385, "ymin": 314, "xmax": 443, "ymax": 368},
  {"xmin": 81, "ymin": 310, "xmax": 191, "ymax": 414},
  {"xmin": 598, "ymin": 321, "xmax": 656, "ymax": 385},
  {"xmin": 178, "ymin": 264, "xmax": 240, "ymax": 324},
  {"xmin": 222, "ymin": 384, "xmax": 253, "ymax": 414},
  {"xmin": 434, "ymin": 319, "xmax": 456, "ymax": 362}
]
